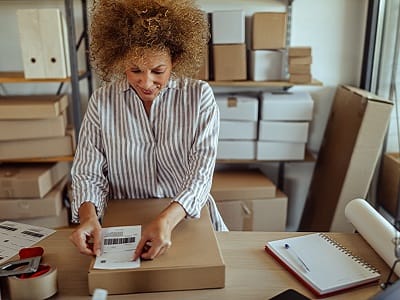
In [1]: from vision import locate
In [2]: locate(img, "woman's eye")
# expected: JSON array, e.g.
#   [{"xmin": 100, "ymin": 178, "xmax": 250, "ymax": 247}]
[{"xmin": 153, "ymin": 71, "xmax": 164, "ymax": 75}]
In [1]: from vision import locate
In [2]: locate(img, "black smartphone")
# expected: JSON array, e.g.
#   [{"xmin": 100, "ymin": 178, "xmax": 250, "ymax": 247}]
[{"xmin": 269, "ymin": 289, "xmax": 311, "ymax": 300}]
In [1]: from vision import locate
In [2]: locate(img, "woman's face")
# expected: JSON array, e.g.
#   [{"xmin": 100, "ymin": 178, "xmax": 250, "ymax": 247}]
[{"xmin": 125, "ymin": 50, "xmax": 173, "ymax": 102}]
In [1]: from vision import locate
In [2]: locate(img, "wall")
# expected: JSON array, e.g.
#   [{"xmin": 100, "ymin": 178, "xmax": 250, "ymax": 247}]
[{"xmin": 0, "ymin": 0, "xmax": 368, "ymax": 231}]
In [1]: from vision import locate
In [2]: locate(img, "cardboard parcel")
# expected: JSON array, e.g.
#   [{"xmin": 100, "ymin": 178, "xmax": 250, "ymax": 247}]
[
  {"xmin": 88, "ymin": 198, "xmax": 225, "ymax": 295},
  {"xmin": 300, "ymin": 85, "xmax": 392, "ymax": 232}
]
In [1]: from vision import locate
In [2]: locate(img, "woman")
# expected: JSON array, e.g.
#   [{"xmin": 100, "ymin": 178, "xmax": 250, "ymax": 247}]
[{"xmin": 69, "ymin": 0, "xmax": 227, "ymax": 261}]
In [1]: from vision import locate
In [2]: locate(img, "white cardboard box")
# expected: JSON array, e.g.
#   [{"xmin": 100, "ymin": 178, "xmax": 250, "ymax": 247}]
[
  {"xmin": 219, "ymin": 121, "xmax": 257, "ymax": 140},
  {"xmin": 257, "ymin": 141, "xmax": 305, "ymax": 160},
  {"xmin": 217, "ymin": 141, "xmax": 256, "ymax": 160},
  {"xmin": 212, "ymin": 10, "xmax": 245, "ymax": 44},
  {"xmin": 261, "ymin": 92, "xmax": 314, "ymax": 121},
  {"xmin": 215, "ymin": 95, "xmax": 258, "ymax": 121},
  {"xmin": 248, "ymin": 50, "xmax": 284, "ymax": 81},
  {"xmin": 17, "ymin": 9, "xmax": 70, "ymax": 79},
  {"xmin": 258, "ymin": 121, "xmax": 309, "ymax": 143}
]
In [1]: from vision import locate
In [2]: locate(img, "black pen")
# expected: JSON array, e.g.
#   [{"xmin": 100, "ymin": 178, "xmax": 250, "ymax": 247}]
[{"xmin": 284, "ymin": 243, "xmax": 311, "ymax": 272}]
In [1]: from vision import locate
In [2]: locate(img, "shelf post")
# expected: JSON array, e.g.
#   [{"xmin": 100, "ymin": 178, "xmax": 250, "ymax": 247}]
[{"xmin": 64, "ymin": 0, "xmax": 82, "ymax": 142}]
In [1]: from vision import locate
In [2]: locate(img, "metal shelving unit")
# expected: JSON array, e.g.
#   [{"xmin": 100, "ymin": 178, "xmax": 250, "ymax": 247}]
[
  {"xmin": 0, "ymin": 0, "xmax": 92, "ymax": 162},
  {"xmin": 64, "ymin": 0, "xmax": 93, "ymax": 137},
  {"xmin": 0, "ymin": 0, "xmax": 92, "ymax": 145}
]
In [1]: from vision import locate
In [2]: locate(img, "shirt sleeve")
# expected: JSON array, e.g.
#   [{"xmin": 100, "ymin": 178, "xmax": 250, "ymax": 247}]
[
  {"xmin": 173, "ymin": 82, "xmax": 219, "ymax": 219},
  {"xmin": 70, "ymin": 90, "xmax": 109, "ymax": 223}
]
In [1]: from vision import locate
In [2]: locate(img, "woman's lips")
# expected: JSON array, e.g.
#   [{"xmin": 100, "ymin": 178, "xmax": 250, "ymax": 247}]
[{"xmin": 142, "ymin": 89, "xmax": 153, "ymax": 95}]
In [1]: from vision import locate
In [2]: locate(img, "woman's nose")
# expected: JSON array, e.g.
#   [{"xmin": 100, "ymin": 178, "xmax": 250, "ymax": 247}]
[{"xmin": 140, "ymin": 73, "xmax": 154, "ymax": 88}]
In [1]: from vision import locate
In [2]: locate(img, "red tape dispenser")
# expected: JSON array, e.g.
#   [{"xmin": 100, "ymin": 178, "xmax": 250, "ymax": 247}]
[{"xmin": 2, "ymin": 247, "xmax": 58, "ymax": 300}]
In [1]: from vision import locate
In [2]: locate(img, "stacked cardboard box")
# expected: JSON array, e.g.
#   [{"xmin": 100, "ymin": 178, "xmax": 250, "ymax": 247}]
[
  {"xmin": 211, "ymin": 10, "xmax": 247, "ymax": 81},
  {"xmin": 257, "ymin": 91, "xmax": 313, "ymax": 160},
  {"xmin": 211, "ymin": 169, "xmax": 287, "ymax": 231},
  {"xmin": 215, "ymin": 94, "xmax": 258, "ymax": 160},
  {"xmin": 288, "ymin": 47, "xmax": 313, "ymax": 84},
  {"xmin": 0, "ymin": 162, "xmax": 70, "ymax": 228},
  {"xmin": 249, "ymin": 12, "xmax": 287, "ymax": 81},
  {"xmin": 0, "ymin": 94, "xmax": 75, "ymax": 160}
]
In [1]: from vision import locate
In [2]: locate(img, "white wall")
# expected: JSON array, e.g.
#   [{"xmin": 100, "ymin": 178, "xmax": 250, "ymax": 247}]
[{"xmin": 0, "ymin": 0, "xmax": 369, "ymax": 231}]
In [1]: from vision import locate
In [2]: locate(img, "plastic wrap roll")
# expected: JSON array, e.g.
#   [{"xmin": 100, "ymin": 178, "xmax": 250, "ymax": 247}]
[
  {"xmin": 345, "ymin": 198, "xmax": 400, "ymax": 276},
  {"xmin": 6, "ymin": 266, "xmax": 58, "ymax": 300}
]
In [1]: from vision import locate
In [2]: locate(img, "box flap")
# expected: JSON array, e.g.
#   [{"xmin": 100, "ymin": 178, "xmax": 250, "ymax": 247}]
[{"xmin": 343, "ymin": 85, "xmax": 393, "ymax": 105}]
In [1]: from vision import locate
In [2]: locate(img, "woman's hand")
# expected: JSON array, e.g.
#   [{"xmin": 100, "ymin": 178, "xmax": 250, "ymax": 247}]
[
  {"xmin": 134, "ymin": 202, "xmax": 186, "ymax": 260},
  {"xmin": 69, "ymin": 202, "xmax": 102, "ymax": 256}
]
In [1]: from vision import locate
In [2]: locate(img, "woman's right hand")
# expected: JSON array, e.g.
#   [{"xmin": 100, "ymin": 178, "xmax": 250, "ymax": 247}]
[{"xmin": 69, "ymin": 202, "xmax": 102, "ymax": 256}]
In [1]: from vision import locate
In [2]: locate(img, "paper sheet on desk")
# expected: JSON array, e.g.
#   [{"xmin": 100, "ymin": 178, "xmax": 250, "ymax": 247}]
[
  {"xmin": 0, "ymin": 221, "xmax": 55, "ymax": 264},
  {"xmin": 93, "ymin": 225, "xmax": 141, "ymax": 270}
]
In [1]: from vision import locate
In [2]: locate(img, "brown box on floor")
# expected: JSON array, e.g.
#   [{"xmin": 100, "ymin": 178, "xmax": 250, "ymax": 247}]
[
  {"xmin": 377, "ymin": 153, "xmax": 400, "ymax": 217},
  {"xmin": 213, "ymin": 44, "xmax": 246, "ymax": 81},
  {"xmin": 300, "ymin": 85, "xmax": 393, "ymax": 232},
  {"xmin": 216, "ymin": 189, "xmax": 287, "ymax": 231},
  {"xmin": 0, "ymin": 176, "xmax": 68, "ymax": 219},
  {"xmin": 88, "ymin": 198, "xmax": 225, "ymax": 295},
  {"xmin": 0, "ymin": 162, "xmax": 70, "ymax": 198},
  {"xmin": 211, "ymin": 169, "xmax": 287, "ymax": 231}
]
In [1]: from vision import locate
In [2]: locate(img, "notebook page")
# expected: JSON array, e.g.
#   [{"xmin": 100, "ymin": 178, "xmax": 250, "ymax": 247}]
[{"xmin": 266, "ymin": 233, "xmax": 380, "ymax": 295}]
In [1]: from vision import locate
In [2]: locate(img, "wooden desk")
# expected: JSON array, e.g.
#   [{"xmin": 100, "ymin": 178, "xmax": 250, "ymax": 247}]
[{"xmin": 4, "ymin": 230, "xmax": 391, "ymax": 299}]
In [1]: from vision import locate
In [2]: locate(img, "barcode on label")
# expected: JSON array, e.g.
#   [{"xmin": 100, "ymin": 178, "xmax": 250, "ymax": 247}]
[
  {"xmin": 0, "ymin": 225, "xmax": 17, "ymax": 231},
  {"xmin": 104, "ymin": 236, "xmax": 136, "ymax": 245},
  {"xmin": 21, "ymin": 230, "xmax": 44, "ymax": 238}
]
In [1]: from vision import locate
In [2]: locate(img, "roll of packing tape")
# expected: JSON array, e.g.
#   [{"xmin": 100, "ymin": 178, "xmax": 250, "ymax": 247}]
[{"xmin": 6, "ymin": 265, "xmax": 58, "ymax": 300}]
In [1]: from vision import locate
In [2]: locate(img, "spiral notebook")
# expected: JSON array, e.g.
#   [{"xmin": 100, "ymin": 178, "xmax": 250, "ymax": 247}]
[{"xmin": 265, "ymin": 233, "xmax": 381, "ymax": 297}]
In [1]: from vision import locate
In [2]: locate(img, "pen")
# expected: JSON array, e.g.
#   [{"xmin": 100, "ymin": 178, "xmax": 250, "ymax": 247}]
[{"xmin": 284, "ymin": 243, "xmax": 310, "ymax": 272}]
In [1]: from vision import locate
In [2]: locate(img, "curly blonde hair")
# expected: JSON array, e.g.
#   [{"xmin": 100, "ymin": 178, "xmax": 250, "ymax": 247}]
[{"xmin": 89, "ymin": 0, "xmax": 210, "ymax": 82}]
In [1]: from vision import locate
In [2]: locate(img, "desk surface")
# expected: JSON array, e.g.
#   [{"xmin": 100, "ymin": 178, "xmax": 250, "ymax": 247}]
[{"xmin": 11, "ymin": 230, "xmax": 392, "ymax": 299}]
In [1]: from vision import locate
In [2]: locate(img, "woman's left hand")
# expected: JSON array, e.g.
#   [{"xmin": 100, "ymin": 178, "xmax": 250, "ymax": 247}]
[
  {"xmin": 134, "ymin": 216, "xmax": 172, "ymax": 260},
  {"xmin": 133, "ymin": 201, "xmax": 186, "ymax": 260}
]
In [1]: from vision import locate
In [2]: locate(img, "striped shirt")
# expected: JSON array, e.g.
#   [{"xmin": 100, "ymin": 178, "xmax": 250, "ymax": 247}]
[{"xmin": 71, "ymin": 77, "xmax": 228, "ymax": 231}]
